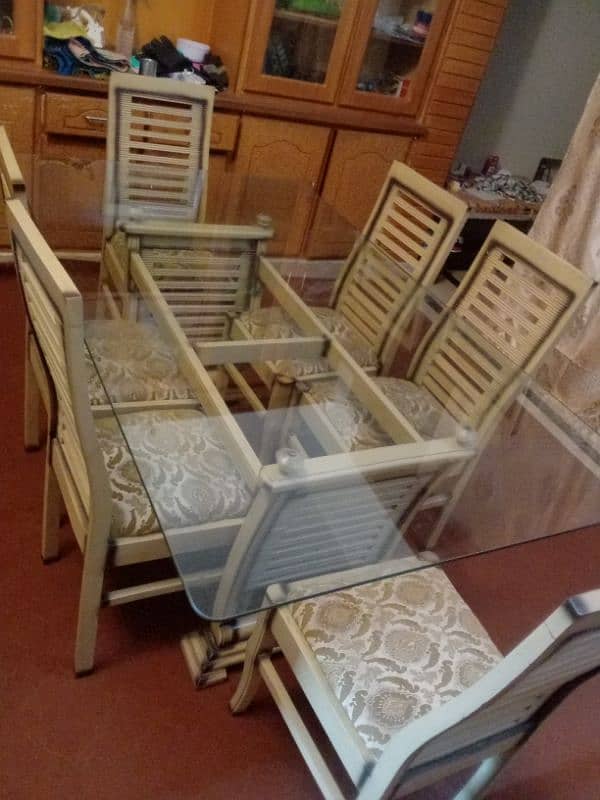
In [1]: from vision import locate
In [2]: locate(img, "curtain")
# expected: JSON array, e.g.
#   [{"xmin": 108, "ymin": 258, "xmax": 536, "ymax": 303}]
[{"xmin": 530, "ymin": 73, "xmax": 600, "ymax": 427}]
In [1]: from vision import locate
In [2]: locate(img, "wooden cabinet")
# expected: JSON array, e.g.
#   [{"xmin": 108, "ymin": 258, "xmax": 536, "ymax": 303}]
[
  {"xmin": 0, "ymin": 0, "xmax": 41, "ymax": 61},
  {"xmin": 205, "ymin": 113, "xmax": 241, "ymax": 224},
  {"xmin": 0, "ymin": 86, "xmax": 35, "ymax": 246},
  {"xmin": 34, "ymin": 92, "xmax": 107, "ymax": 251},
  {"xmin": 306, "ymin": 130, "xmax": 411, "ymax": 258},
  {"xmin": 228, "ymin": 116, "xmax": 331, "ymax": 256}
]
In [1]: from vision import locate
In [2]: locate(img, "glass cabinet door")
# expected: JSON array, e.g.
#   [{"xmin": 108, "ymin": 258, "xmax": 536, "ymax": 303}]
[
  {"xmin": 339, "ymin": 0, "xmax": 451, "ymax": 114},
  {"xmin": 242, "ymin": 0, "xmax": 360, "ymax": 103},
  {"xmin": 0, "ymin": 0, "xmax": 38, "ymax": 60}
]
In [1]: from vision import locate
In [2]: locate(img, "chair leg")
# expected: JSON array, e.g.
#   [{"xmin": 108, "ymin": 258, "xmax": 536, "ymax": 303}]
[
  {"xmin": 74, "ymin": 521, "xmax": 111, "ymax": 676},
  {"xmin": 41, "ymin": 445, "xmax": 61, "ymax": 562},
  {"xmin": 453, "ymin": 752, "xmax": 517, "ymax": 800},
  {"xmin": 230, "ymin": 609, "xmax": 273, "ymax": 713},
  {"xmin": 23, "ymin": 330, "xmax": 42, "ymax": 451}
]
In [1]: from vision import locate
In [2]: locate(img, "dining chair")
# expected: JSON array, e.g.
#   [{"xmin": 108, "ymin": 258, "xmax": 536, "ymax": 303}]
[
  {"xmin": 303, "ymin": 221, "xmax": 593, "ymax": 541},
  {"xmin": 6, "ymin": 196, "xmax": 254, "ymax": 675},
  {"xmin": 231, "ymin": 576, "xmax": 600, "ymax": 800},
  {"xmin": 100, "ymin": 72, "xmax": 216, "ymax": 313},
  {"xmin": 0, "ymin": 124, "xmax": 205, "ymax": 451},
  {"xmin": 1, "ymin": 125, "xmax": 54, "ymax": 451},
  {"xmin": 230, "ymin": 162, "xmax": 468, "ymax": 386}
]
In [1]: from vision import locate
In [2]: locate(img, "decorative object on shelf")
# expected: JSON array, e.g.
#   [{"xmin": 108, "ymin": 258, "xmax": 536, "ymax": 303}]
[{"xmin": 116, "ymin": 0, "xmax": 136, "ymax": 59}]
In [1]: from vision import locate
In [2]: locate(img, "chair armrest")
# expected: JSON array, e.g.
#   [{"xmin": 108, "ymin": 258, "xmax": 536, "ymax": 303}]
[{"xmin": 119, "ymin": 219, "xmax": 274, "ymax": 241}]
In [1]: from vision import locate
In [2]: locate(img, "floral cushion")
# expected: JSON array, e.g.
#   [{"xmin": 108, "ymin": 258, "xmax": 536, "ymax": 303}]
[
  {"xmin": 95, "ymin": 409, "xmax": 251, "ymax": 539},
  {"xmin": 238, "ymin": 306, "xmax": 379, "ymax": 378},
  {"xmin": 292, "ymin": 568, "xmax": 501, "ymax": 757},
  {"xmin": 85, "ymin": 320, "xmax": 194, "ymax": 405},
  {"xmin": 307, "ymin": 377, "xmax": 457, "ymax": 449}
]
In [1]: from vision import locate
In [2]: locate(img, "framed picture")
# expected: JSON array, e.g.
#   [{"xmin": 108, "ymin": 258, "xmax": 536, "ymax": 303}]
[{"xmin": 534, "ymin": 158, "xmax": 562, "ymax": 185}]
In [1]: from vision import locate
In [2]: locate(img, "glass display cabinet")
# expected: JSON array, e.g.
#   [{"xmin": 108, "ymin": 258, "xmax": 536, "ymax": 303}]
[
  {"xmin": 242, "ymin": 0, "xmax": 360, "ymax": 102},
  {"xmin": 0, "ymin": 0, "xmax": 38, "ymax": 60},
  {"xmin": 339, "ymin": 0, "xmax": 452, "ymax": 115}
]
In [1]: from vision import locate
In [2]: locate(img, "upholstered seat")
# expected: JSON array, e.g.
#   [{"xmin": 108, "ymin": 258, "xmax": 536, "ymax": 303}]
[
  {"xmin": 85, "ymin": 320, "xmax": 195, "ymax": 405},
  {"xmin": 95, "ymin": 408, "xmax": 252, "ymax": 539},
  {"xmin": 292, "ymin": 567, "xmax": 501, "ymax": 757},
  {"xmin": 238, "ymin": 306, "xmax": 379, "ymax": 378},
  {"xmin": 307, "ymin": 376, "xmax": 457, "ymax": 450}
]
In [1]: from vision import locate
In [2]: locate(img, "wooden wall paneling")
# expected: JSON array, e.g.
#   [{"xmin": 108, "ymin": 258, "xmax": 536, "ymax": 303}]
[
  {"xmin": 205, "ymin": 114, "xmax": 241, "ymax": 224},
  {"xmin": 0, "ymin": 0, "xmax": 42, "ymax": 63},
  {"xmin": 211, "ymin": 0, "xmax": 253, "ymax": 91},
  {"xmin": 305, "ymin": 129, "xmax": 412, "ymax": 259},
  {"xmin": 227, "ymin": 116, "xmax": 331, "ymax": 256},
  {"xmin": 405, "ymin": 0, "xmax": 509, "ymax": 185},
  {"xmin": 0, "ymin": 86, "xmax": 35, "ymax": 245}
]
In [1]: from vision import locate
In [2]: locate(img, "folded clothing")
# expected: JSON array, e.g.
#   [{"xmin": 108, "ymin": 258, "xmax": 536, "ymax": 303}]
[{"xmin": 44, "ymin": 36, "xmax": 129, "ymax": 77}]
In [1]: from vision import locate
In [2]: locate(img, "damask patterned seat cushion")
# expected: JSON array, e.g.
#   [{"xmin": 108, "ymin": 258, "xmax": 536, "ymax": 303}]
[
  {"xmin": 94, "ymin": 409, "xmax": 252, "ymax": 539},
  {"xmin": 292, "ymin": 568, "xmax": 501, "ymax": 757},
  {"xmin": 307, "ymin": 377, "xmax": 457, "ymax": 449},
  {"xmin": 238, "ymin": 306, "xmax": 378, "ymax": 378},
  {"xmin": 85, "ymin": 320, "xmax": 194, "ymax": 405}
]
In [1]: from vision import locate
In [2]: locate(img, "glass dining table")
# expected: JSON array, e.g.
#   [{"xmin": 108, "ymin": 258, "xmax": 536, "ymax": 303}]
[{"xmin": 78, "ymin": 174, "xmax": 600, "ymax": 684}]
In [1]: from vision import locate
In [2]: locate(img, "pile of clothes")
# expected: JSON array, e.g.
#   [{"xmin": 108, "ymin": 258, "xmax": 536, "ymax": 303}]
[
  {"xmin": 139, "ymin": 36, "xmax": 228, "ymax": 91},
  {"xmin": 469, "ymin": 170, "xmax": 543, "ymax": 204},
  {"xmin": 44, "ymin": 36, "xmax": 129, "ymax": 77}
]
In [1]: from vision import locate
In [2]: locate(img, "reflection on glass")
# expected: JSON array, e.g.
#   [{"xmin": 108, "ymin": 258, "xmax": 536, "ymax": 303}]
[
  {"xmin": 0, "ymin": 0, "xmax": 14, "ymax": 34},
  {"xmin": 357, "ymin": 0, "xmax": 438, "ymax": 97},
  {"xmin": 262, "ymin": 0, "xmax": 345, "ymax": 84}
]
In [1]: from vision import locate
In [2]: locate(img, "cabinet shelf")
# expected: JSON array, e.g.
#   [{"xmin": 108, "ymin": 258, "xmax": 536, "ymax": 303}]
[
  {"xmin": 371, "ymin": 29, "xmax": 425, "ymax": 49},
  {"xmin": 273, "ymin": 8, "xmax": 339, "ymax": 28}
]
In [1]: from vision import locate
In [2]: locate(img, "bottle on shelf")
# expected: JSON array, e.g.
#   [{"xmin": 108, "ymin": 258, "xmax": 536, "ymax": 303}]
[{"xmin": 116, "ymin": 0, "xmax": 136, "ymax": 59}]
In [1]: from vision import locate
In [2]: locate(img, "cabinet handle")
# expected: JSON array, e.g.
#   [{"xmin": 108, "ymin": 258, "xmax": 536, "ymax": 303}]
[{"xmin": 84, "ymin": 114, "xmax": 108, "ymax": 127}]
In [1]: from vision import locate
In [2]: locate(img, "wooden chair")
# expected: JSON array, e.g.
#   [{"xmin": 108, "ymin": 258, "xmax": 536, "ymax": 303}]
[
  {"xmin": 5, "ymin": 196, "xmax": 255, "ymax": 675},
  {"xmin": 230, "ymin": 163, "xmax": 468, "ymax": 386},
  {"xmin": 0, "ymin": 125, "xmax": 54, "ymax": 450},
  {"xmin": 304, "ymin": 221, "xmax": 593, "ymax": 539},
  {"xmin": 100, "ymin": 72, "xmax": 217, "ymax": 312},
  {"xmin": 231, "ymin": 576, "xmax": 600, "ymax": 800}
]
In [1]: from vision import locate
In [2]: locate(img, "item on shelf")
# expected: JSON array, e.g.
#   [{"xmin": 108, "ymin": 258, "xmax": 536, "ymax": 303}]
[
  {"xmin": 139, "ymin": 35, "xmax": 193, "ymax": 76},
  {"xmin": 373, "ymin": 14, "xmax": 405, "ymax": 37},
  {"xmin": 138, "ymin": 57, "xmax": 157, "ymax": 76},
  {"xmin": 286, "ymin": 0, "xmax": 342, "ymax": 19},
  {"xmin": 468, "ymin": 170, "xmax": 544, "ymax": 204},
  {"xmin": 138, "ymin": 36, "xmax": 229, "ymax": 91},
  {"xmin": 116, "ymin": 0, "xmax": 136, "ymax": 59},
  {"xmin": 176, "ymin": 38, "xmax": 210, "ymax": 68},
  {"xmin": 412, "ymin": 10, "xmax": 433, "ymax": 39},
  {"xmin": 482, "ymin": 153, "xmax": 499, "ymax": 175},
  {"xmin": 44, "ymin": 35, "xmax": 130, "ymax": 76}
]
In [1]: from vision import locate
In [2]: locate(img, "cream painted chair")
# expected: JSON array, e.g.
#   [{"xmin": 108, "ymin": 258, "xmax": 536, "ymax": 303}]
[
  {"xmin": 0, "ymin": 124, "xmax": 205, "ymax": 451},
  {"xmin": 232, "ymin": 578, "xmax": 600, "ymax": 800},
  {"xmin": 304, "ymin": 221, "xmax": 593, "ymax": 541},
  {"xmin": 6, "ymin": 197, "xmax": 254, "ymax": 675},
  {"xmin": 231, "ymin": 163, "xmax": 468, "ymax": 385}
]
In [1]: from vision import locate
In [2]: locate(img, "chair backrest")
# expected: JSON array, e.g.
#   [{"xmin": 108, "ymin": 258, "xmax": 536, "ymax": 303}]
[
  {"xmin": 213, "ymin": 444, "xmax": 469, "ymax": 617},
  {"xmin": 410, "ymin": 220, "xmax": 593, "ymax": 433},
  {"xmin": 6, "ymin": 198, "xmax": 110, "ymax": 518},
  {"xmin": 104, "ymin": 73, "xmax": 215, "ymax": 237},
  {"xmin": 0, "ymin": 125, "xmax": 27, "ymax": 207},
  {"xmin": 362, "ymin": 587, "xmax": 600, "ymax": 799},
  {"xmin": 331, "ymin": 163, "xmax": 468, "ymax": 366}
]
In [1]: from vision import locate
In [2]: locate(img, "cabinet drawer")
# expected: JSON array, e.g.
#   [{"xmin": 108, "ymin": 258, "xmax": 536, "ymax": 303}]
[
  {"xmin": 44, "ymin": 92, "xmax": 108, "ymax": 139},
  {"xmin": 210, "ymin": 113, "xmax": 239, "ymax": 152}
]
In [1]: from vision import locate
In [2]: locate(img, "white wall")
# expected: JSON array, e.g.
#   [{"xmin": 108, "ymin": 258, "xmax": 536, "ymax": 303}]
[{"xmin": 457, "ymin": 0, "xmax": 600, "ymax": 178}]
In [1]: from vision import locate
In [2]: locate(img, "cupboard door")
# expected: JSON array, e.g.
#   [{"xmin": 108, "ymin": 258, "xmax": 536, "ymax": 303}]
[
  {"xmin": 241, "ymin": 0, "xmax": 360, "ymax": 103},
  {"xmin": 35, "ymin": 136, "xmax": 106, "ymax": 251},
  {"xmin": 0, "ymin": 86, "xmax": 34, "ymax": 246},
  {"xmin": 229, "ymin": 116, "xmax": 331, "ymax": 256},
  {"xmin": 0, "ymin": 0, "xmax": 40, "ymax": 60},
  {"xmin": 338, "ymin": 0, "xmax": 453, "ymax": 116},
  {"xmin": 306, "ymin": 129, "xmax": 411, "ymax": 258}
]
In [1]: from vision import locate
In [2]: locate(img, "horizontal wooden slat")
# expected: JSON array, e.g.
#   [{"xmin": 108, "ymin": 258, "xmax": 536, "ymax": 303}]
[
  {"xmin": 410, "ymin": 155, "xmax": 454, "ymax": 173},
  {"xmin": 424, "ymin": 129, "xmax": 463, "ymax": 147},
  {"xmin": 445, "ymin": 43, "xmax": 490, "ymax": 66},
  {"xmin": 428, "ymin": 101, "xmax": 472, "ymax": 120},
  {"xmin": 435, "ymin": 73, "xmax": 480, "ymax": 94},
  {"xmin": 454, "ymin": 11, "xmax": 501, "ymax": 37},
  {"xmin": 411, "ymin": 142, "xmax": 457, "ymax": 159},
  {"xmin": 450, "ymin": 26, "xmax": 496, "ymax": 51},
  {"xmin": 462, "ymin": 0, "xmax": 506, "ymax": 23},
  {"xmin": 431, "ymin": 86, "xmax": 477, "ymax": 106},
  {"xmin": 442, "ymin": 58, "xmax": 486, "ymax": 80},
  {"xmin": 425, "ymin": 114, "xmax": 468, "ymax": 133}
]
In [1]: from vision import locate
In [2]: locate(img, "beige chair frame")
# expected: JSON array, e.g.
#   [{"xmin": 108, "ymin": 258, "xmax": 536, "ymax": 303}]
[
  {"xmin": 230, "ymin": 162, "xmax": 468, "ymax": 389},
  {"xmin": 0, "ymin": 125, "xmax": 54, "ymax": 451},
  {"xmin": 231, "ymin": 584, "xmax": 600, "ymax": 800}
]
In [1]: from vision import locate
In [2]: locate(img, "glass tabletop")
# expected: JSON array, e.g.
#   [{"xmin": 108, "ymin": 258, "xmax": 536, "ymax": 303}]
[{"xmin": 80, "ymin": 206, "xmax": 600, "ymax": 619}]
